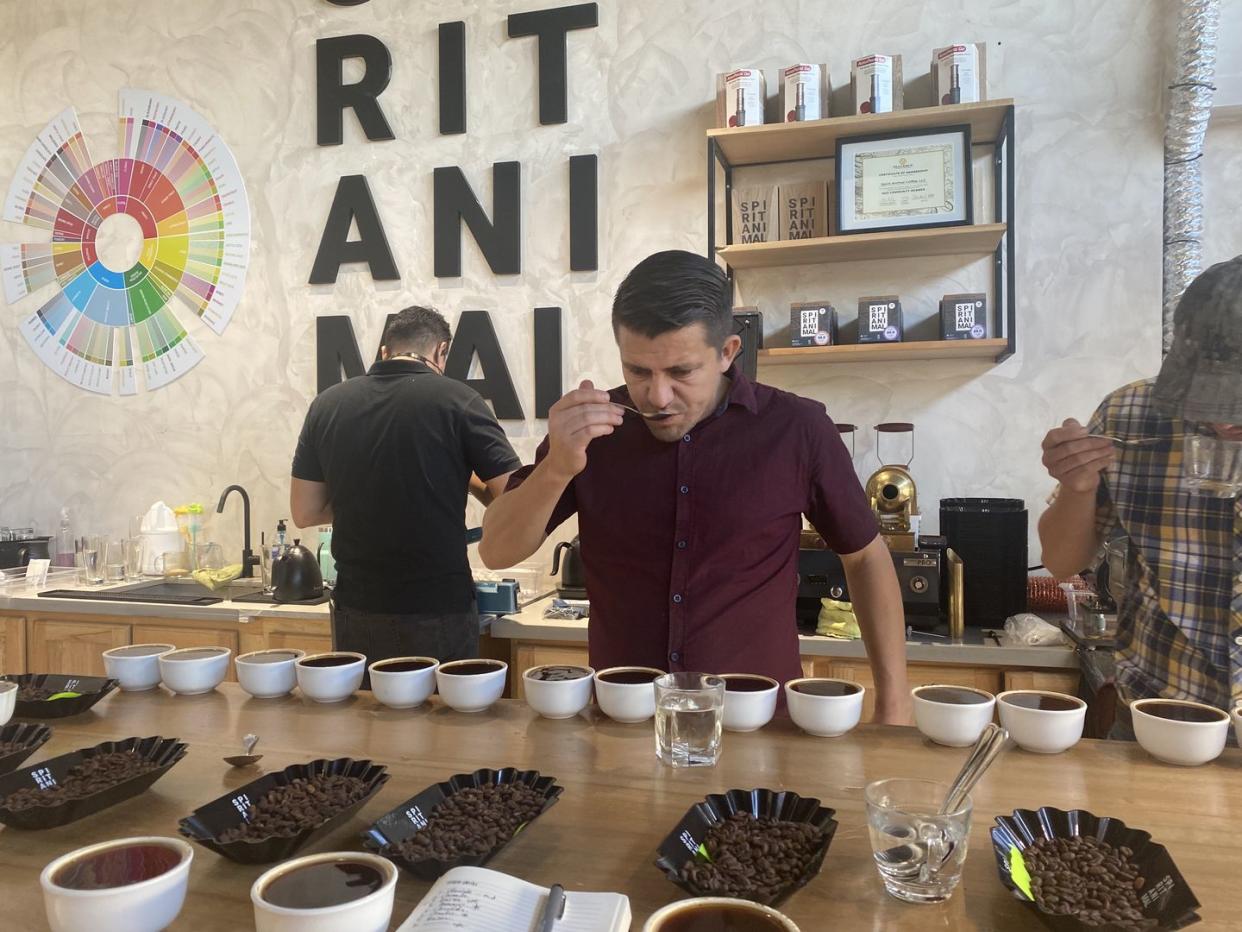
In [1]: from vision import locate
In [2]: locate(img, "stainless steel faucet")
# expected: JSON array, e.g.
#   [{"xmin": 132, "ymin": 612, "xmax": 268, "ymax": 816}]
[{"xmin": 216, "ymin": 485, "xmax": 260, "ymax": 579}]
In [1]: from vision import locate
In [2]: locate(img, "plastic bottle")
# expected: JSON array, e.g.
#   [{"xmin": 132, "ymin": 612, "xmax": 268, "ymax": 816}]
[{"xmin": 54, "ymin": 507, "xmax": 75, "ymax": 567}]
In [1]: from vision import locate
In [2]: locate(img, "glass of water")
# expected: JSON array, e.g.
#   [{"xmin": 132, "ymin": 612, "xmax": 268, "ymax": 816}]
[
  {"xmin": 75, "ymin": 536, "xmax": 104, "ymax": 586},
  {"xmin": 654, "ymin": 672, "xmax": 724, "ymax": 768},
  {"xmin": 103, "ymin": 539, "xmax": 128, "ymax": 583},
  {"xmin": 1184, "ymin": 432, "xmax": 1242, "ymax": 497},
  {"xmin": 865, "ymin": 778, "xmax": 971, "ymax": 903}
]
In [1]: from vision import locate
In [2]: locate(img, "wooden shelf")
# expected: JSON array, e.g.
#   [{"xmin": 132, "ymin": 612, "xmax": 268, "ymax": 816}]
[
  {"xmin": 708, "ymin": 99, "xmax": 1014, "ymax": 166},
  {"xmin": 718, "ymin": 223, "xmax": 1005, "ymax": 269},
  {"xmin": 758, "ymin": 339, "xmax": 1008, "ymax": 366}
]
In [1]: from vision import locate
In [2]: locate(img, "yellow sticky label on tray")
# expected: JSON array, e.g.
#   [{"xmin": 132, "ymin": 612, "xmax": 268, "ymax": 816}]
[{"xmin": 1009, "ymin": 846, "xmax": 1033, "ymax": 899}]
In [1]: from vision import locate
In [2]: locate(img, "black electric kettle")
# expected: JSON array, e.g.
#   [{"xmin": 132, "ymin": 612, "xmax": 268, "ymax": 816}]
[
  {"xmin": 551, "ymin": 536, "xmax": 586, "ymax": 596},
  {"xmin": 272, "ymin": 539, "xmax": 324, "ymax": 602}
]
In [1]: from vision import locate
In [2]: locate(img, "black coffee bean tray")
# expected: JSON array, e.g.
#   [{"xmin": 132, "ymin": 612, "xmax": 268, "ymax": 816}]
[
  {"xmin": 653, "ymin": 788, "xmax": 839, "ymax": 908},
  {"xmin": 1, "ymin": 673, "xmax": 119, "ymax": 719},
  {"xmin": 0, "ymin": 722, "xmax": 52, "ymax": 774},
  {"xmin": 362, "ymin": 766, "xmax": 564, "ymax": 880},
  {"xmin": 178, "ymin": 757, "xmax": 389, "ymax": 864},
  {"xmin": 0, "ymin": 735, "xmax": 187, "ymax": 830},
  {"xmin": 992, "ymin": 807, "xmax": 1202, "ymax": 931}
]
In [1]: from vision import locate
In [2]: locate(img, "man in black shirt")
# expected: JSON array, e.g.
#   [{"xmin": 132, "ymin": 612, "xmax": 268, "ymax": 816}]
[{"xmin": 290, "ymin": 306, "xmax": 520, "ymax": 669}]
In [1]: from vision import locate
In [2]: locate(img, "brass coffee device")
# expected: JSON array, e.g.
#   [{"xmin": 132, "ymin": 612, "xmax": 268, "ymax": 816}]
[{"xmin": 864, "ymin": 423, "xmax": 919, "ymax": 550}]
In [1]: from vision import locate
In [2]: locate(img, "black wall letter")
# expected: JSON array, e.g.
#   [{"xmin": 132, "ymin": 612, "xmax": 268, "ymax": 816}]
[
  {"xmin": 439, "ymin": 22, "xmax": 466, "ymax": 135},
  {"xmin": 568, "ymin": 154, "xmax": 598, "ymax": 272},
  {"xmin": 433, "ymin": 163, "xmax": 521, "ymax": 277},
  {"xmin": 444, "ymin": 311, "xmax": 524, "ymax": 419},
  {"xmin": 533, "ymin": 306, "xmax": 563, "ymax": 418},
  {"xmin": 316, "ymin": 34, "xmax": 396, "ymax": 146},
  {"xmin": 316, "ymin": 316, "xmax": 366, "ymax": 392},
  {"xmin": 309, "ymin": 175, "xmax": 400, "ymax": 284},
  {"xmin": 506, "ymin": 3, "xmax": 599, "ymax": 125}
]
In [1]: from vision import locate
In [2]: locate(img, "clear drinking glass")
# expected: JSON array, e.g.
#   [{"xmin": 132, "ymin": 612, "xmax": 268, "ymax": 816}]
[
  {"xmin": 1184, "ymin": 433, "xmax": 1242, "ymax": 497},
  {"xmin": 103, "ymin": 539, "xmax": 127, "ymax": 583},
  {"xmin": 124, "ymin": 537, "xmax": 145, "ymax": 580},
  {"xmin": 76, "ymin": 536, "xmax": 103, "ymax": 585},
  {"xmin": 865, "ymin": 778, "xmax": 972, "ymax": 904},
  {"xmin": 654, "ymin": 672, "xmax": 724, "ymax": 767}
]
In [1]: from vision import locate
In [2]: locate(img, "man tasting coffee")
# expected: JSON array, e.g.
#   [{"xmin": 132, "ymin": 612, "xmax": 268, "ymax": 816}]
[{"xmin": 481, "ymin": 250, "xmax": 911, "ymax": 723}]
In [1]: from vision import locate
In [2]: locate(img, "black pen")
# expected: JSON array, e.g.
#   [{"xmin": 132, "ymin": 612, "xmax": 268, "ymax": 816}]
[{"xmin": 537, "ymin": 884, "xmax": 566, "ymax": 932}]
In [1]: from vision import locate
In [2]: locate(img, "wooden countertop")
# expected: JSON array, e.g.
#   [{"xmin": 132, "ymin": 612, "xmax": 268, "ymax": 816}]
[{"xmin": 0, "ymin": 685, "xmax": 1234, "ymax": 929}]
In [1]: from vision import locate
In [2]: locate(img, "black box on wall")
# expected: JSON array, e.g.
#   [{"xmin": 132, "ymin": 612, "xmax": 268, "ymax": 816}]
[
  {"xmin": 732, "ymin": 309, "xmax": 762, "ymax": 381},
  {"xmin": 940, "ymin": 293, "xmax": 987, "ymax": 340},
  {"xmin": 790, "ymin": 302, "xmax": 836, "ymax": 347},
  {"xmin": 857, "ymin": 295, "xmax": 903, "ymax": 343}
]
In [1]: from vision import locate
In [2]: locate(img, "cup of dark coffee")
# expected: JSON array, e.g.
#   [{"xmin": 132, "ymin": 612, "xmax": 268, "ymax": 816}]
[
  {"xmin": 368, "ymin": 656, "xmax": 439, "ymax": 710},
  {"xmin": 1131, "ymin": 697, "xmax": 1230, "ymax": 766},
  {"xmin": 996, "ymin": 690, "xmax": 1086, "ymax": 754},
  {"xmin": 40, "ymin": 836, "xmax": 193, "ymax": 932},
  {"xmin": 785, "ymin": 678, "xmax": 864, "ymax": 737},
  {"xmin": 523, "ymin": 664, "xmax": 595, "ymax": 719},
  {"xmin": 295, "ymin": 652, "xmax": 367, "ymax": 703},
  {"xmin": 593, "ymin": 666, "xmax": 665, "ymax": 723},
  {"xmin": 251, "ymin": 851, "xmax": 397, "ymax": 932},
  {"xmin": 435, "ymin": 659, "xmax": 508, "ymax": 712},
  {"xmin": 912, "ymin": 684, "xmax": 996, "ymax": 748},
  {"xmin": 719, "ymin": 674, "xmax": 779, "ymax": 733},
  {"xmin": 642, "ymin": 896, "xmax": 800, "ymax": 931}
]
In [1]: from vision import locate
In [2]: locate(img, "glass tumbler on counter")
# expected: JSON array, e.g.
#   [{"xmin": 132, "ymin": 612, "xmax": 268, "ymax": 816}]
[
  {"xmin": 103, "ymin": 539, "xmax": 127, "ymax": 583},
  {"xmin": 75, "ymin": 536, "xmax": 103, "ymax": 585},
  {"xmin": 655, "ymin": 672, "xmax": 724, "ymax": 768},
  {"xmin": 1184, "ymin": 432, "xmax": 1242, "ymax": 497},
  {"xmin": 865, "ymin": 778, "xmax": 971, "ymax": 904}
]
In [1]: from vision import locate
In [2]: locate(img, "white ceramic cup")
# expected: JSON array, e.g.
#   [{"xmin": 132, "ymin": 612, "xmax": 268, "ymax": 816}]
[
  {"xmin": 523, "ymin": 664, "xmax": 595, "ymax": 719},
  {"xmin": 1232, "ymin": 704, "xmax": 1242, "ymax": 749},
  {"xmin": 996, "ymin": 690, "xmax": 1086, "ymax": 754},
  {"xmin": 368, "ymin": 657, "xmax": 439, "ymax": 709},
  {"xmin": 1131, "ymin": 698, "xmax": 1230, "ymax": 766},
  {"xmin": 435, "ymin": 659, "xmax": 508, "ymax": 712},
  {"xmin": 251, "ymin": 851, "xmax": 397, "ymax": 932},
  {"xmin": 235, "ymin": 649, "xmax": 306, "ymax": 699},
  {"xmin": 157, "ymin": 647, "xmax": 232, "ymax": 696},
  {"xmin": 0, "ymin": 680, "xmax": 17, "ymax": 727},
  {"xmin": 719, "ymin": 674, "xmax": 780, "ymax": 732},
  {"xmin": 593, "ymin": 666, "xmax": 664, "ymax": 723},
  {"xmin": 295, "ymin": 652, "xmax": 367, "ymax": 703},
  {"xmin": 102, "ymin": 644, "xmax": 176, "ymax": 692},
  {"xmin": 643, "ymin": 897, "xmax": 801, "ymax": 932},
  {"xmin": 912, "ymin": 684, "xmax": 997, "ymax": 748},
  {"xmin": 785, "ymin": 678, "xmax": 865, "ymax": 737},
  {"xmin": 41, "ymin": 836, "xmax": 193, "ymax": 932}
]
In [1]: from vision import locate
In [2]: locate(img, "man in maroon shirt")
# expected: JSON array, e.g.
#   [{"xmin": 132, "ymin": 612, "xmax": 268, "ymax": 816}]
[{"xmin": 481, "ymin": 250, "xmax": 912, "ymax": 723}]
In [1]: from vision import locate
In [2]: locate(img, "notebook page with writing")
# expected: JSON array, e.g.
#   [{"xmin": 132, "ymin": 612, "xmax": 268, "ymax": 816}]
[{"xmin": 396, "ymin": 867, "xmax": 630, "ymax": 932}]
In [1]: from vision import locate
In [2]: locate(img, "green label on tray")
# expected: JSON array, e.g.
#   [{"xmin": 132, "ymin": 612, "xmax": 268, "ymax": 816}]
[
  {"xmin": 1009, "ymin": 846, "xmax": 1033, "ymax": 900},
  {"xmin": 696, "ymin": 843, "xmax": 712, "ymax": 862}
]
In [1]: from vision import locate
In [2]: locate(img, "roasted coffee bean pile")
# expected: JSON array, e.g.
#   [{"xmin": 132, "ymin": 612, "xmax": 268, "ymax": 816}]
[
  {"xmin": 2, "ymin": 752, "xmax": 158, "ymax": 810},
  {"xmin": 389, "ymin": 782, "xmax": 547, "ymax": 862},
  {"xmin": 678, "ymin": 812, "xmax": 826, "ymax": 901},
  {"xmin": 16, "ymin": 685, "xmax": 55, "ymax": 701},
  {"xmin": 217, "ymin": 774, "xmax": 370, "ymax": 842},
  {"xmin": 0, "ymin": 739, "xmax": 35, "ymax": 754},
  {"xmin": 1024, "ymin": 836, "xmax": 1155, "ymax": 929}
]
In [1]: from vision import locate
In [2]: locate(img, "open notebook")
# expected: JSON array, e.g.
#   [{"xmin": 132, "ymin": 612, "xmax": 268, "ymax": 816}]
[{"xmin": 396, "ymin": 866, "xmax": 631, "ymax": 932}]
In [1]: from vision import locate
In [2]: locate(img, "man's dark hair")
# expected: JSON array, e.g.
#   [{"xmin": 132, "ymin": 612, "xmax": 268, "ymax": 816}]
[
  {"xmin": 612, "ymin": 250, "xmax": 732, "ymax": 348},
  {"xmin": 382, "ymin": 305, "xmax": 452, "ymax": 355}
]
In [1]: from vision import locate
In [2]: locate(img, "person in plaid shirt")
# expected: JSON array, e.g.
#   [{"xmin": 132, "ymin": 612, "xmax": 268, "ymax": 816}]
[{"xmin": 1038, "ymin": 256, "xmax": 1242, "ymax": 738}]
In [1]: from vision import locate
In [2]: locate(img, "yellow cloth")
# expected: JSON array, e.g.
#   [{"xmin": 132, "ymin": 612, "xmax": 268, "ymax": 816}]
[
  {"xmin": 816, "ymin": 598, "xmax": 860, "ymax": 639},
  {"xmin": 191, "ymin": 565, "xmax": 242, "ymax": 591}
]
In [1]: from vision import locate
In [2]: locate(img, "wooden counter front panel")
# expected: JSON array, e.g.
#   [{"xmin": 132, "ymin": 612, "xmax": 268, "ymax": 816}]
[
  {"xmin": 0, "ymin": 614, "xmax": 27, "ymax": 675},
  {"xmin": 27, "ymin": 618, "xmax": 130, "ymax": 676}
]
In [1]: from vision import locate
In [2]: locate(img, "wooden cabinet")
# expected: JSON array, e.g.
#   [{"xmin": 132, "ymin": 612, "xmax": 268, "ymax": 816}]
[
  {"xmin": 828, "ymin": 659, "xmax": 1003, "ymax": 724},
  {"xmin": 1003, "ymin": 670, "xmax": 1081, "ymax": 695},
  {"xmin": 132, "ymin": 624, "xmax": 240, "ymax": 681},
  {"xmin": 0, "ymin": 614, "xmax": 27, "ymax": 674},
  {"xmin": 510, "ymin": 641, "xmax": 591, "ymax": 700},
  {"xmin": 27, "ymin": 618, "xmax": 130, "ymax": 676}
]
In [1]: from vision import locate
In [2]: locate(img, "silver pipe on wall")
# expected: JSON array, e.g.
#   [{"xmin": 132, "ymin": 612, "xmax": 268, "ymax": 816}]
[{"xmin": 1163, "ymin": 0, "xmax": 1221, "ymax": 354}]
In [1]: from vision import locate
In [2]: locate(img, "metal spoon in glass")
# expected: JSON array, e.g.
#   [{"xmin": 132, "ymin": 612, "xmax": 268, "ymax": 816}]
[
  {"xmin": 940, "ymin": 723, "xmax": 1010, "ymax": 814},
  {"xmin": 612, "ymin": 402, "xmax": 675, "ymax": 421},
  {"xmin": 223, "ymin": 733, "xmax": 262, "ymax": 768}
]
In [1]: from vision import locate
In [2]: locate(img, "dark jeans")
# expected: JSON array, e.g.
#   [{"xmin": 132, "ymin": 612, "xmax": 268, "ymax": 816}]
[{"xmin": 330, "ymin": 601, "xmax": 479, "ymax": 689}]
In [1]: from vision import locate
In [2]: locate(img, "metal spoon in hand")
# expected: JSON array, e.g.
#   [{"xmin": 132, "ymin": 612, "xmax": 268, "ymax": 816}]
[
  {"xmin": 223, "ymin": 733, "xmax": 262, "ymax": 768},
  {"xmin": 612, "ymin": 402, "xmax": 675, "ymax": 421}
]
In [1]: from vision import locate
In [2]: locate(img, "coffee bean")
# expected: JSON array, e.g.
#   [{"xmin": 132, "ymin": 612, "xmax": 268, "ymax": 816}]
[
  {"xmin": 389, "ymin": 782, "xmax": 548, "ymax": 864},
  {"xmin": 677, "ymin": 812, "xmax": 825, "ymax": 901},
  {"xmin": 2, "ymin": 751, "xmax": 158, "ymax": 810},
  {"xmin": 216, "ymin": 773, "xmax": 370, "ymax": 843},
  {"xmin": 16, "ymin": 685, "xmax": 57, "ymax": 702},
  {"xmin": 1021, "ymin": 835, "xmax": 1157, "ymax": 930}
]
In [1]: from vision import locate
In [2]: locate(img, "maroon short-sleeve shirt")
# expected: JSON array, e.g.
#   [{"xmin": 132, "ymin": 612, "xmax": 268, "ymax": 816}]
[{"xmin": 506, "ymin": 368, "xmax": 877, "ymax": 684}]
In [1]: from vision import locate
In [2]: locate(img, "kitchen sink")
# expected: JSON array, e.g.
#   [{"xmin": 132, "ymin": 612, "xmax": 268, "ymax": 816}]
[{"xmin": 39, "ymin": 578, "xmax": 265, "ymax": 606}]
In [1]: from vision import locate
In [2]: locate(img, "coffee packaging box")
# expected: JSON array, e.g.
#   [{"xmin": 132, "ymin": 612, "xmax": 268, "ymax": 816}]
[
  {"xmin": 778, "ymin": 182, "xmax": 828, "ymax": 240},
  {"xmin": 790, "ymin": 302, "xmax": 837, "ymax": 347},
  {"xmin": 857, "ymin": 295, "xmax": 903, "ymax": 343},
  {"xmin": 940, "ymin": 293, "xmax": 988, "ymax": 340},
  {"xmin": 781, "ymin": 63, "xmax": 829, "ymax": 122},
  {"xmin": 931, "ymin": 43, "xmax": 987, "ymax": 105},
  {"xmin": 731, "ymin": 185, "xmax": 777, "ymax": 243},
  {"xmin": 716, "ymin": 68, "xmax": 767, "ymax": 128},
  {"xmin": 850, "ymin": 55, "xmax": 904, "ymax": 114}
]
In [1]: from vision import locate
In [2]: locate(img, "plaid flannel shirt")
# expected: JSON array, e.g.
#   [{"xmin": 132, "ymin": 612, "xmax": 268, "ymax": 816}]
[{"xmin": 1089, "ymin": 380, "xmax": 1242, "ymax": 709}]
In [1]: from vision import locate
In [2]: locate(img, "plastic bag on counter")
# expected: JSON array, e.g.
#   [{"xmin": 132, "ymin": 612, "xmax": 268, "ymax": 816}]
[
  {"xmin": 816, "ymin": 598, "xmax": 860, "ymax": 640},
  {"xmin": 544, "ymin": 598, "xmax": 589, "ymax": 619},
  {"xmin": 1003, "ymin": 613, "xmax": 1069, "ymax": 646}
]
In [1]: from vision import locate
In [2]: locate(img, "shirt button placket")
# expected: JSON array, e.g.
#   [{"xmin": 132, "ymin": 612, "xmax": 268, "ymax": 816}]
[{"xmin": 670, "ymin": 432, "xmax": 694, "ymax": 670}]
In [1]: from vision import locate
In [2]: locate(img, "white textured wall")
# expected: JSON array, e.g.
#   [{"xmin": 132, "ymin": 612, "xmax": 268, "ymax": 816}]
[{"xmin": 1, "ymin": 0, "xmax": 1239, "ymax": 570}]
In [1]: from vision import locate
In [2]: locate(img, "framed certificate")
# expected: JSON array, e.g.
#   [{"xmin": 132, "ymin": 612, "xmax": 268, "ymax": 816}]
[{"xmin": 835, "ymin": 125, "xmax": 973, "ymax": 234}]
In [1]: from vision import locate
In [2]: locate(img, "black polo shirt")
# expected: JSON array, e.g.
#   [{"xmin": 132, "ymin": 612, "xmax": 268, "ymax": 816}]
[{"xmin": 292, "ymin": 359, "xmax": 520, "ymax": 614}]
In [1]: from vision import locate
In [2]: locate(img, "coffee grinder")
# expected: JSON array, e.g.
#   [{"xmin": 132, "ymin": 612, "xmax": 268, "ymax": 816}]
[{"xmin": 864, "ymin": 423, "xmax": 920, "ymax": 550}]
